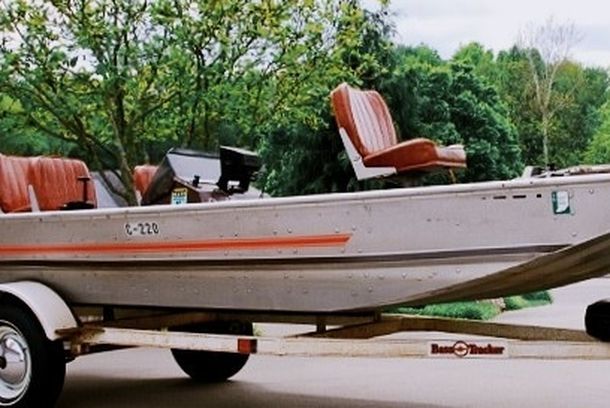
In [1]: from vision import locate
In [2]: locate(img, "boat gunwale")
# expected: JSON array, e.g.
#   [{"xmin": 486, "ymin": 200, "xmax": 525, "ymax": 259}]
[{"xmin": 2, "ymin": 172, "xmax": 610, "ymax": 221}]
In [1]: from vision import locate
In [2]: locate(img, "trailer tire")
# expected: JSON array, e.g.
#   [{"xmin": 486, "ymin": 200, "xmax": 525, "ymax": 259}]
[
  {"xmin": 585, "ymin": 299, "xmax": 610, "ymax": 342},
  {"xmin": 170, "ymin": 321, "xmax": 253, "ymax": 383},
  {"xmin": 0, "ymin": 305, "xmax": 65, "ymax": 408}
]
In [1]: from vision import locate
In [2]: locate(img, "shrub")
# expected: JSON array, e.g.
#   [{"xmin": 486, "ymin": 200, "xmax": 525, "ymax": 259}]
[
  {"xmin": 392, "ymin": 301, "xmax": 501, "ymax": 320},
  {"xmin": 391, "ymin": 291, "xmax": 553, "ymax": 320}
]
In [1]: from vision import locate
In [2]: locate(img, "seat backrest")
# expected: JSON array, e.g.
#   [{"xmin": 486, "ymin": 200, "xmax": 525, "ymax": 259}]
[
  {"xmin": 133, "ymin": 165, "xmax": 158, "ymax": 197},
  {"xmin": 29, "ymin": 156, "xmax": 96, "ymax": 211},
  {"xmin": 330, "ymin": 83, "xmax": 398, "ymax": 157},
  {"xmin": 0, "ymin": 154, "xmax": 33, "ymax": 213}
]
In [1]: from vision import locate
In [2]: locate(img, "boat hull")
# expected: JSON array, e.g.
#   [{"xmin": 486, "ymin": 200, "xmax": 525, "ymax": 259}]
[{"xmin": 1, "ymin": 174, "xmax": 610, "ymax": 312}]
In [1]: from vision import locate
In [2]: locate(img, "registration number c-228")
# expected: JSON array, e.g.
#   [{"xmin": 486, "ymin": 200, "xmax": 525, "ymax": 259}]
[{"xmin": 124, "ymin": 221, "xmax": 160, "ymax": 236}]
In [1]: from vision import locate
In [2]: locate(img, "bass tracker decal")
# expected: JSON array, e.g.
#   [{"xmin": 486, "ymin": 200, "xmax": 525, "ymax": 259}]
[{"xmin": 429, "ymin": 341, "xmax": 507, "ymax": 359}]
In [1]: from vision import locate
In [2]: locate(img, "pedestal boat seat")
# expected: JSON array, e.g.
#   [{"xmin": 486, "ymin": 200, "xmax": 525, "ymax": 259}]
[{"xmin": 330, "ymin": 82, "xmax": 467, "ymax": 181}]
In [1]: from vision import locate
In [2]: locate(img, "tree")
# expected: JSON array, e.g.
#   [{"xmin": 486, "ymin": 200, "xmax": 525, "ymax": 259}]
[
  {"xmin": 0, "ymin": 95, "xmax": 73, "ymax": 155},
  {"xmin": 259, "ymin": 4, "xmax": 396, "ymax": 196},
  {"xmin": 517, "ymin": 17, "xmax": 581, "ymax": 168},
  {"xmin": 456, "ymin": 42, "xmax": 608, "ymax": 169},
  {"xmin": 493, "ymin": 46, "xmax": 544, "ymax": 166},
  {"xmin": 585, "ymin": 103, "xmax": 610, "ymax": 164},
  {"xmin": 262, "ymin": 43, "xmax": 525, "ymax": 197},
  {"xmin": 452, "ymin": 42, "xmax": 497, "ymax": 83},
  {"xmin": 0, "ymin": 0, "xmax": 178, "ymax": 203},
  {"xmin": 0, "ymin": 0, "xmax": 379, "ymax": 204},
  {"xmin": 384, "ymin": 46, "xmax": 523, "ymax": 182},
  {"xmin": 549, "ymin": 64, "xmax": 609, "ymax": 167},
  {"xmin": 153, "ymin": 0, "xmax": 379, "ymax": 151}
]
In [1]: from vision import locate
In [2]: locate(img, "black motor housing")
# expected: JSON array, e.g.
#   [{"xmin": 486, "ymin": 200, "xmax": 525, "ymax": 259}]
[
  {"xmin": 217, "ymin": 146, "xmax": 261, "ymax": 193},
  {"xmin": 140, "ymin": 146, "xmax": 261, "ymax": 206},
  {"xmin": 585, "ymin": 299, "xmax": 610, "ymax": 342}
]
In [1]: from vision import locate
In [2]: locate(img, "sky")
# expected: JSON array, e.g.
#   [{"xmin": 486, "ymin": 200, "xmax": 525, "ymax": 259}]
[{"xmin": 380, "ymin": 0, "xmax": 610, "ymax": 67}]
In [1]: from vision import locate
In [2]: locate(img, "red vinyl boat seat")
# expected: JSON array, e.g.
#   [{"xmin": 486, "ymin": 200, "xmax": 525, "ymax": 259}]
[
  {"xmin": 30, "ymin": 156, "xmax": 96, "ymax": 211},
  {"xmin": 363, "ymin": 138, "xmax": 467, "ymax": 173},
  {"xmin": 0, "ymin": 154, "xmax": 34, "ymax": 213},
  {"xmin": 330, "ymin": 83, "xmax": 466, "ymax": 177},
  {"xmin": 0, "ymin": 154, "xmax": 96, "ymax": 213},
  {"xmin": 133, "ymin": 165, "xmax": 158, "ymax": 197}
]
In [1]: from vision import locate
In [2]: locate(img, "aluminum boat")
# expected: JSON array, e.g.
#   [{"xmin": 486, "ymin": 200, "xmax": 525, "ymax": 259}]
[{"xmin": 2, "ymin": 83, "xmax": 610, "ymax": 313}]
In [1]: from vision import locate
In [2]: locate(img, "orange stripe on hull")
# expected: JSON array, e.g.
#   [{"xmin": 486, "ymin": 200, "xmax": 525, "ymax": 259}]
[{"xmin": 0, "ymin": 234, "xmax": 352, "ymax": 255}]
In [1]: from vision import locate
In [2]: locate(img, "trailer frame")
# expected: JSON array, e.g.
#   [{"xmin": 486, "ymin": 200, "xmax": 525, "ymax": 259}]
[
  {"xmin": 60, "ymin": 312, "xmax": 610, "ymax": 361},
  {"xmin": 1, "ymin": 281, "xmax": 610, "ymax": 408}
]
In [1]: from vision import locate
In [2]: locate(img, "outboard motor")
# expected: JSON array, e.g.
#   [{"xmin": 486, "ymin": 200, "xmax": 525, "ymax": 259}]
[
  {"xmin": 217, "ymin": 146, "xmax": 261, "ymax": 193},
  {"xmin": 585, "ymin": 299, "xmax": 610, "ymax": 341},
  {"xmin": 141, "ymin": 146, "xmax": 261, "ymax": 206}
]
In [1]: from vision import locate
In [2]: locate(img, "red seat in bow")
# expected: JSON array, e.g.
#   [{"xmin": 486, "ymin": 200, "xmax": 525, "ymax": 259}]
[
  {"xmin": 133, "ymin": 165, "xmax": 158, "ymax": 199},
  {"xmin": 0, "ymin": 153, "xmax": 96, "ymax": 213},
  {"xmin": 330, "ymin": 83, "xmax": 466, "ymax": 180},
  {"xmin": 0, "ymin": 154, "xmax": 33, "ymax": 212},
  {"xmin": 30, "ymin": 156, "xmax": 96, "ymax": 211}
]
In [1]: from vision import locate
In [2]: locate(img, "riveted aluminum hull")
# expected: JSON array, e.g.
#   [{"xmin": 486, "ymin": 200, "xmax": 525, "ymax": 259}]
[{"xmin": 2, "ymin": 174, "xmax": 610, "ymax": 312}]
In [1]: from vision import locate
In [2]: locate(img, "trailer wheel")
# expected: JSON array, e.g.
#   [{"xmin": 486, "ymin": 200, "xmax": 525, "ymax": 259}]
[
  {"xmin": 585, "ymin": 299, "xmax": 610, "ymax": 341},
  {"xmin": 171, "ymin": 321, "xmax": 253, "ymax": 383},
  {"xmin": 0, "ymin": 305, "xmax": 65, "ymax": 408}
]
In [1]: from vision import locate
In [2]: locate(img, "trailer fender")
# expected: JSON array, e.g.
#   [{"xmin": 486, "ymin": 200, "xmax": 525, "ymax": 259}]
[{"xmin": 0, "ymin": 281, "xmax": 78, "ymax": 341}]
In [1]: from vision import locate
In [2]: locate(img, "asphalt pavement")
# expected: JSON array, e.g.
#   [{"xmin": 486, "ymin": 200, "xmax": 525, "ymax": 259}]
[{"xmin": 57, "ymin": 279, "xmax": 610, "ymax": 408}]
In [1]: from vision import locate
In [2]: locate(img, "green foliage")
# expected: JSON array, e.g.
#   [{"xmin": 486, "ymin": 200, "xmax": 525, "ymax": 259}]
[
  {"xmin": 585, "ymin": 137, "xmax": 610, "ymax": 164},
  {"xmin": 152, "ymin": 0, "xmax": 377, "ymax": 150},
  {"xmin": 523, "ymin": 290, "xmax": 553, "ymax": 302},
  {"xmin": 393, "ymin": 291, "xmax": 552, "ymax": 320},
  {"xmin": 504, "ymin": 291, "xmax": 552, "ymax": 311},
  {"xmin": 259, "ymin": 121, "xmax": 353, "ymax": 196},
  {"xmin": 453, "ymin": 43, "xmax": 609, "ymax": 169},
  {"xmin": 0, "ymin": 0, "xmax": 179, "ymax": 203},
  {"xmin": 584, "ymin": 103, "xmax": 610, "ymax": 164},
  {"xmin": 384, "ymin": 48, "xmax": 523, "ymax": 182},
  {"xmin": 493, "ymin": 47, "xmax": 543, "ymax": 166},
  {"xmin": 0, "ymin": 95, "xmax": 71, "ymax": 155},
  {"xmin": 0, "ymin": 0, "xmax": 383, "ymax": 203},
  {"xmin": 503, "ymin": 296, "xmax": 529, "ymax": 311},
  {"xmin": 263, "ymin": 42, "xmax": 525, "ymax": 197},
  {"xmin": 393, "ymin": 301, "xmax": 501, "ymax": 321},
  {"xmin": 1, "ymin": 3, "xmax": 609, "ymax": 201},
  {"xmin": 546, "ymin": 65, "xmax": 609, "ymax": 167},
  {"xmin": 259, "ymin": 5, "xmax": 395, "ymax": 196},
  {"xmin": 452, "ymin": 42, "xmax": 497, "ymax": 83}
]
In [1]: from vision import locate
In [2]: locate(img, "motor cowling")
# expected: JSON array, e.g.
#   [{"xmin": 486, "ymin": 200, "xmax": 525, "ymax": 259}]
[
  {"xmin": 585, "ymin": 299, "xmax": 610, "ymax": 342},
  {"xmin": 140, "ymin": 146, "xmax": 261, "ymax": 206}
]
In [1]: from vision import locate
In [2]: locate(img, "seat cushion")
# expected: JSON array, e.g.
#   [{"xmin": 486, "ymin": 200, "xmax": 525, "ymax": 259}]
[
  {"xmin": 133, "ymin": 165, "xmax": 158, "ymax": 196},
  {"xmin": 331, "ymin": 83, "xmax": 398, "ymax": 157},
  {"xmin": 29, "ymin": 156, "xmax": 96, "ymax": 211},
  {"xmin": 0, "ymin": 155, "xmax": 32, "ymax": 212},
  {"xmin": 331, "ymin": 83, "xmax": 468, "ymax": 178},
  {"xmin": 363, "ymin": 139, "xmax": 467, "ymax": 172}
]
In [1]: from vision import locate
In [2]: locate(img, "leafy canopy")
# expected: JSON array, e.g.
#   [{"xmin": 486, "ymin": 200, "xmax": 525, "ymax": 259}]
[{"xmin": 0, "ymin": 0, "xmax": 382, "ymax": 203}]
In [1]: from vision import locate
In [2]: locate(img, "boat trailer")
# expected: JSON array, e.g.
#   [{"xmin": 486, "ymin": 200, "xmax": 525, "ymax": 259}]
[
  {"xmin": 65, "ymin": 311, "xmax": 610, "ymax": 361},
  {"xmin": 0, "ymin": 281, "xmax": 609, "ymax": 407}
]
